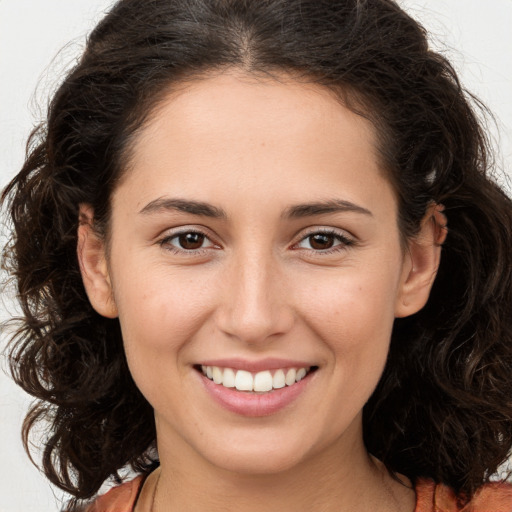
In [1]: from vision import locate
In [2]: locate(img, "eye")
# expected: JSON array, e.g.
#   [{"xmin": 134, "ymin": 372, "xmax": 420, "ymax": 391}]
[
  {"xmin": 160, "ymin": 230, "xmax": 216, "ymax": 252},
  {"xmin": 295, "ymin": 230, "xmax": 354, "ymax": 253}
]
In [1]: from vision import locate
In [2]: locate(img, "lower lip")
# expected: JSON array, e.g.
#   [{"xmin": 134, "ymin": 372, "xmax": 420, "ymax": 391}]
[{"xmin": 198, "ymin": 371, "xmax": 314, "ymax": 417}]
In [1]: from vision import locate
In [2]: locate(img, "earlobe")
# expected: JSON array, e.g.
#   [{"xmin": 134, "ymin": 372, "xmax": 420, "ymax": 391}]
[
  {"xmin": 395, "ymin": 204, "xmax": 447, "ymax": 318},
  {"xmin": 77, "ymin": 204, "xmax": 118, "ymax": 319}
]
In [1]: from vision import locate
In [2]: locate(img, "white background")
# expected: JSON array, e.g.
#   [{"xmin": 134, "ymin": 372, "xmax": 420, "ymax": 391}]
[{"xmin": 1, "ymin": 1, "xmax": 511, "ymax": 511}]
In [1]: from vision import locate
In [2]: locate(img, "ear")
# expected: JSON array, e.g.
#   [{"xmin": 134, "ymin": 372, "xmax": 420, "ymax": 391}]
[
  {"xmin": 395, "ymin": 203, "xmax": 447, "ymax": 318},
  {"xmin": 77, "ymin": 204, "xmax": 118, "ymax": 318}
]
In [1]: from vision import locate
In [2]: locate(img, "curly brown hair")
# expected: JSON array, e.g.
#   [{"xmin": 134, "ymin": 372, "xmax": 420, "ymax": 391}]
[{"xmin": 2, "ymin": 0, "xmax": 512, "ymax": 505}]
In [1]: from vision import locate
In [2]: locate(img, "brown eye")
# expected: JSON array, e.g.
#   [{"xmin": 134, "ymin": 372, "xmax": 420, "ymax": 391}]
[
  {"xmin": 308, "ymin": 233, "xmax": 335, "ymax": 250},
  {"xmin": 177, "ymin": 232, "xmax": 206, "ymax": 250},
  {"xmin": 162, "ymin": 231, "xmax": 215, "ymax": 252},
  {"xmin": 296, "ymin": 230, "xmax": 353, "ymax": 253}
]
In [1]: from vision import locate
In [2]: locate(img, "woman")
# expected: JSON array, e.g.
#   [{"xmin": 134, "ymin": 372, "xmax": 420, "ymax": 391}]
[{"xmin": 2, "ymin": 0, "xmax": 512, "ymax": 510}]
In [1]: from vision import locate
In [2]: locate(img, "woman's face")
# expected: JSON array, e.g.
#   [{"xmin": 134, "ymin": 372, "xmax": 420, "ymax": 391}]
[{"xmin": 81, "ymin": 72, "xmax": 435, "ymax": 475}]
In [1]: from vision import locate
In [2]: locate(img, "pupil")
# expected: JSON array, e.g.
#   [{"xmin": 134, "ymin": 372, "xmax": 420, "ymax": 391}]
[
  {"xmin": 179, "ymin": 233, "xmax": 204, "ymax": 250},
  {"xmin": 310, "ymin": 234, "xmax": 334, "ymax": 250}
]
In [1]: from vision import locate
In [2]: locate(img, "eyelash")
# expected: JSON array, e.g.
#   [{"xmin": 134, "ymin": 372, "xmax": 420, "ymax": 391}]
[
  {"xmin": 159, "ymin": 228, "xmax": 355, "ymax": 256},
  {"xmin": 293, "ymin": 229, "xmax": 355, "ymax": 255},
  {"xmin": 159, "ymin": 229, "xmax": 217, "ymax": 256}
]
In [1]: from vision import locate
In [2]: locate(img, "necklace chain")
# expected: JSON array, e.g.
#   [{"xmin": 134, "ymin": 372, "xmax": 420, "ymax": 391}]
[
  {"xmin": 149, "ymin": 471, "xmax": 160, "ymax": 512},
  {"xmin": 146, "ymin": 467, "xmax": 406, "ymax": 512}
]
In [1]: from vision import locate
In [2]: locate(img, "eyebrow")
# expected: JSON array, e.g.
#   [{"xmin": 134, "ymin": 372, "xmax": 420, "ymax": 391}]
[
  {"xmin": 139, "ymin": 197, "xmax": 372, "ymax": 219},
  {"xmin": 139, "ymin": 198, "xmax": 228, "ymax": 218},
  {"xmin": 282, "ymin": 199, "xmax": 373, "ymax": 219}
]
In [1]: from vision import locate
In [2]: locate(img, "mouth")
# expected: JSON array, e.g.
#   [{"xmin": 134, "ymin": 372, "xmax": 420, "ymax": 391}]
[{"xmin": 194, "ymin": 364, "xmax": 318, "ymax": 393}]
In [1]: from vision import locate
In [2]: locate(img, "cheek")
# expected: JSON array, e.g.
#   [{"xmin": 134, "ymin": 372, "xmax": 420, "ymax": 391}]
[
  {"xmin": 296, "ymin": 263, "xmax": 400, "ymax": 370},
  {"xmin": 111, "ymin": 262, "xmax": 218, "ymax": 370}
]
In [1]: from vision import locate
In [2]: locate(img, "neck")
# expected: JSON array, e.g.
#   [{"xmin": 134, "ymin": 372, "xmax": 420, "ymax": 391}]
[{"xmin": 139, "ymin": 426, "xmax": 414, "ymax": 512}]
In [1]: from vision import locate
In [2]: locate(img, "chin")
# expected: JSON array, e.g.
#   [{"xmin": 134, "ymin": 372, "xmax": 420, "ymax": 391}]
[
  {"xmin": 210, "ymin": 448, "xmax": 305, "ymax": 476},
  {"xmin": 196, "ymin": 430, "xmax": 313, "ymax": 476}
]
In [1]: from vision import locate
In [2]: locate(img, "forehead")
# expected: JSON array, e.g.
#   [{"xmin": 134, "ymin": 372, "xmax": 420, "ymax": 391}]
[
  {"xmin": 115, "ymin": 71, "xmax": 394, "ymax": 219},
  {"xmin": 134, "ymin": 71, "xmax": 378, "ymax": 154}
]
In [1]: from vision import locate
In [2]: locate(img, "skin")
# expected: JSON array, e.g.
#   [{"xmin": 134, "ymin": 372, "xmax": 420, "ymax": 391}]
[{"xmin": 78, "ymin": 71, "xmax": 442, "ymax": 511}]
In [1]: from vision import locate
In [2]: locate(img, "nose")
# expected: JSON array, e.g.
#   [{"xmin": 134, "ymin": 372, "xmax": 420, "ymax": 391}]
[{"xmin": 215, "ymin": 249, "xmax": 294, "ymax": 345}]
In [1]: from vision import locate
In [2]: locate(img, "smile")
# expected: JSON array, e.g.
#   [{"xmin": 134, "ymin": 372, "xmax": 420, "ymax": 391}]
[{"xmin": 200, "ymin": 365, "xmax": 313, "ymax": 393}]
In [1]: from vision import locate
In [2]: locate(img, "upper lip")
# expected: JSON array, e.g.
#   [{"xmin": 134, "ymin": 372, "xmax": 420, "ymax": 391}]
[{"xmin": 196, "ymin": 358, "xmax": 316, "ymax": 373}]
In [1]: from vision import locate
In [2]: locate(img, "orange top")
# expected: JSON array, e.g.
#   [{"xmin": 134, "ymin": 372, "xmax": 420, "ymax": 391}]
[
  {"xmin": 84, "ymin": 476, "xmax": 144, "ymax": 512},
  {"xmin": 85, "ymin": 475, "xmax": 512, "ymax": 512}
]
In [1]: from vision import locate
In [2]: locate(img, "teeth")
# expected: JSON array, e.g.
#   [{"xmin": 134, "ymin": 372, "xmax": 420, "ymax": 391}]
[
  {"xmin": 235, "ymin": 370, "xmax": 253, "ymax": 391},
  {"xmin": 285, "ymin": 368, "xmax": 296, "ymax": 386},
  {"xmin": 296, "ymin": 368, "xmax": 307, "ymax": 381},
  {"xmin": 254, "ymin": 371, "xmax": 273, "ymax": 392},
  {"xmin": 273, "ymin": 369, "xmax": 286, "ymax": 389},
  {"xmin": 201, "ymin": 365, "xmax": 312, "ymax": 392},
  {"xmin": 212, "ymin": 366, "xmax": 223, "ymax": 384},
  {"xmin": 223, "ymin": 368, "xmax": 236, "ymax": 388}
]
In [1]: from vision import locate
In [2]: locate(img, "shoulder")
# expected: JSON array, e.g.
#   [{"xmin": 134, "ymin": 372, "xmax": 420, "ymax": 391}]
[
  {"xmin": 414, "ymin": 478, "xmax": 512, "ymax": 512},
  {"xmin": 83, "ymin": 476, "xmax": 145, "ymax": 512}
]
